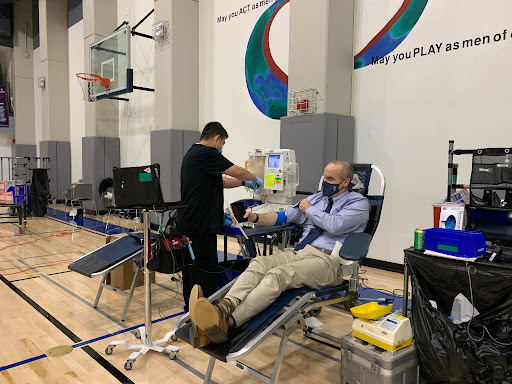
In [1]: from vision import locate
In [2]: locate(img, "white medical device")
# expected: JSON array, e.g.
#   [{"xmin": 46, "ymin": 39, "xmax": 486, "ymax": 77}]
[
  {"xmin": 352, "ymin": 313, "xmax": 413, "ymax": 351},
  {"xmin": 246, "ymin": 149, "xmax": 298, "ymax": 213}
]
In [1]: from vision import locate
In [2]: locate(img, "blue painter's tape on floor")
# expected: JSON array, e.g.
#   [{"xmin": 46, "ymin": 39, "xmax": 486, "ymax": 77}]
[
  {"xmin": 46, "ymin": 208, "xmax": 133, "ymax": 235},
  {"xmin": 0, "ymin": 354, "xmax": 47, "ymax": 372}
]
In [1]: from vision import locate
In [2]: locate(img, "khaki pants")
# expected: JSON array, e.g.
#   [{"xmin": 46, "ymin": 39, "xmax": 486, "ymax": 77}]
[{"xmin": 228, "ymin": 245, "xmax": 345, "ymax": 326}]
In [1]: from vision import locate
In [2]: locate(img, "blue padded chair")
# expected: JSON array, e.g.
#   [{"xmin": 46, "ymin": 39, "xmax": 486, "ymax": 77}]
[
  {"xmin": 299, "ymin": 164, "xmax": 385, "ymax": 344},
  {"xmin": 173, "ymin": 164, "xmax": 385, "ymax": 384}
]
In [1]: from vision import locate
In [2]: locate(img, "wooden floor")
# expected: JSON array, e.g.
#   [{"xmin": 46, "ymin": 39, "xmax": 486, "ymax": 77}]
[{"xmin": 0, "ymin": 207, "xmax": 406, "ymax": 384}]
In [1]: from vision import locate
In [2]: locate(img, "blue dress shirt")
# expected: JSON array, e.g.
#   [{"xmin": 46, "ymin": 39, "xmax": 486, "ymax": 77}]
[{"xmin": 285, "ymin": 191, "xmax": 370, "ymax": 252}]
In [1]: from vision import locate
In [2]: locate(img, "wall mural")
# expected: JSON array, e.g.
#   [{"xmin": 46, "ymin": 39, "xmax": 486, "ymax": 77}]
[
  {"xmin": 354, "ymin": 0, "xmax": 429, "ymax": 69},
  {"xmin": 246, "ymin": 0, "xmax": 429, "ymax": 119},
  {"xmin": 245, "ymin": 0, "xmax": 289, "ymax": 120}
]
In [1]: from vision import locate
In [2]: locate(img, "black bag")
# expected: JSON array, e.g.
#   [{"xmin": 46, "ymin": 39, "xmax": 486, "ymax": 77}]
[
  {"xmin": 30, "ymin": 168, "xmax": 51, "ymax": 217},
  {"xmin": 147, "ymin": 214, "xmax": 188, "ymax": 274},
  {"xmin": 407, "ymin": 250, "xmax": 512, "ymax": 383}
]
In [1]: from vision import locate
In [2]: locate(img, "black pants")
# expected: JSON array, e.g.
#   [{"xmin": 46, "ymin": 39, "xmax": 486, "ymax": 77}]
[{"xmin": 182, "ymin": 233, "xmax": 218, "ymax": 312}]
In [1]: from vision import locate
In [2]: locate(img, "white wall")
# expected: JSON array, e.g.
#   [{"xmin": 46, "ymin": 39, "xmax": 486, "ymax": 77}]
[
  {"xmin": 68, "ymin": 20, "xmax": 85, "ymax": 182},
  {"xmin": 353, "ymin": 0, "xmax": 512, "ymax": 263},
  {"xmin": 199, "ymin": 0, "xmax": 289, "ymax": 205},
  {"xmin": 117, "ymin": 0, "xmax": 154, "ymax": 168}
]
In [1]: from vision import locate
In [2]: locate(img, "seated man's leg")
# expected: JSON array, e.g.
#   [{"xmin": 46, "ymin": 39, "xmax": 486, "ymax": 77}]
[
  {"xmin": 232, "ymin": 248, "xmax": 343, "ymax": 327},
  {"xmin": 193, "ymin": 249, "xmax": 304, "ymax": 342},
  {"xmin": 226, "ymin": 249, "xmax": 303, "ymax": 302}
]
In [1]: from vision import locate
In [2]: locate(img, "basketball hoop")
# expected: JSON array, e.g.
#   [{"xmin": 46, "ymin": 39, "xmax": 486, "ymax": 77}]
[{"xmin": 76, "ymin": 73, "xmax": 110, "ymax": 102}]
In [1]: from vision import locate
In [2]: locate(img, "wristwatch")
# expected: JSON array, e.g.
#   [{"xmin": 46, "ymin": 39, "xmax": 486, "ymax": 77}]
[{"xmin": 253, "ymin": 213, "xmax": 259, "ymax": 223}]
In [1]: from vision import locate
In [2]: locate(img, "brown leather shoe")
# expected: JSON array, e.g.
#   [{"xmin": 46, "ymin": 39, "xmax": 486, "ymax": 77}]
[
  {"xmin": 193, "ymin": 297, "xmax": 229, "ymax": 343},
  {"xmin": 188, "ymin": 285, "xmax": 211, "ymax": 348}
]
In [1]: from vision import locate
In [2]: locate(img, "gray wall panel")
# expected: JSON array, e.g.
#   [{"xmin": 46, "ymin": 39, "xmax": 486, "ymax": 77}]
[
  {"xmin": 82, "ymin": 136, "xmax": 106, "ymax": 211},
  {"xmin": 40, "ymin": 141, "xmax": 57, "ymax": 198},
  {"xmin": 151, "ymin": 130, "xmax": 172, "ymax": 202},
  {"xmin": 281, "ymin": 114, "xmax": 327, "ymax": 198},
  {"xmin": 13, "ymin": 144, "xmax": 36, "ymax": 158},
  {"xmin": 337, "ymin": 115, "xmax": 354, "ymax": 162},
  {"xmin": 325, "ymin": 113, "xmax": 339, "ymax": 165},
  {"xmin": 151, "ymin": 129, "xmax": 199, "ymax": 203},
  {"xmin": 183, "ymin": 130, "xmax": 200, "ymax": 151},
  {"xmin": 104, "ymin": 137, "xmax": 120, "ymax": 178},
  {"xmin": 170, "ymin": 130, "xmax": 183, "ymax": 201},
  {"xmin": 281, "ymin": 113, "xmax": 355, "ymax": 202},
  {"xmin": 56, "ymin": 141, "xmax": 71, "ymax": 200}
]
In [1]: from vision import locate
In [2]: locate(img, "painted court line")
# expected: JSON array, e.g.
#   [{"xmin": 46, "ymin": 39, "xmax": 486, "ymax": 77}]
[{"xmin": 0, "ymin": 251, "xmax": 76, "ymax": 264}]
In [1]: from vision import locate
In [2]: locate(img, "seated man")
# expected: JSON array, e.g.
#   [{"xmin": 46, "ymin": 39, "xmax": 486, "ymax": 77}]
[{"xmin": 189, "ymin": 160, "xmax": 370, "ymax": 346}]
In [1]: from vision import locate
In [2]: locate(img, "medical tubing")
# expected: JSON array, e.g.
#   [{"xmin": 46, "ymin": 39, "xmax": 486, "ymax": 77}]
[{"xmin": 188, "ymin": 243, "xmax": 195, "ymax": 260}]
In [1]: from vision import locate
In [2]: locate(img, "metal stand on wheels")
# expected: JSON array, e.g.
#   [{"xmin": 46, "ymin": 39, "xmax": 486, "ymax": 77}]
[{"xmin": 105, "ymin": 211, "xmax": 179, "ymax": 370}]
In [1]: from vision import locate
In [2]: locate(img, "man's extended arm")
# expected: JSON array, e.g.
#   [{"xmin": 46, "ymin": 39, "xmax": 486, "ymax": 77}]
[
  {"xmin": 222, "ymin": 176, "xmax": 242, "ymax": 189},
  {"xmin": 223, "ymin": 165, "xmax": 263, "ymax": 190},
  {"xmin": 244, "ymin": 211, "xmax": 278, "ymax": 226},
  {"xmin": 224, "ymin": 165, "xmax": 257, "ymax": 182}
]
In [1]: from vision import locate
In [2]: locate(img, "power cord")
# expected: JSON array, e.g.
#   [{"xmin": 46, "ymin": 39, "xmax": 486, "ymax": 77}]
[{"xmin": 466, "ymin": 262, "xmax": 511, "ymax": 346}]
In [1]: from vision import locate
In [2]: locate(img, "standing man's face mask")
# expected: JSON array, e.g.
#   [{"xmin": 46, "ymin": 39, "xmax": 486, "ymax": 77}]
[{"xmin": 216, "ymin": 136, "xmax": 225, "ymax": 154}]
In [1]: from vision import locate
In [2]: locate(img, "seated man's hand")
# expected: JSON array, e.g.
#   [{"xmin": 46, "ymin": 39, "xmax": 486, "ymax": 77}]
[
  {"xmin": 299, "ymin": 198, "xmax": 312, "ymax": 213},
  {"xmin": 244, "ymin": 176, "xmax": 264, "ymax": 191},
  {"xmin": 244, "ymin": 211, "xmax": 257, "ymax": 222},
  {"xmin": 223, "ymin": 212, "xmax": 233, "ymax": 227}
]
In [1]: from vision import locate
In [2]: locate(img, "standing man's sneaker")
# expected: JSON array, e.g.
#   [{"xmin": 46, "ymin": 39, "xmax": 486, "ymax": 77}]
[{"xmin": 188, "ymin": 285, "xmax": 211, "ymax": 347}]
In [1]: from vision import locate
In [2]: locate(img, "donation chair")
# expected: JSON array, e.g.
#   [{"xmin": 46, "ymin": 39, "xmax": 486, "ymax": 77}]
[{"xmin": 173, "ymin": 164, "xmax": 385, "ymax": 384}]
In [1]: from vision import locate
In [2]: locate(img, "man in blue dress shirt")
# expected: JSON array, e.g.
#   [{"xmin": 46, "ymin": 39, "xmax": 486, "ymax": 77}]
[{"xmin": 189, "ymin": 160, "xmax": 370, "ymax": 345}]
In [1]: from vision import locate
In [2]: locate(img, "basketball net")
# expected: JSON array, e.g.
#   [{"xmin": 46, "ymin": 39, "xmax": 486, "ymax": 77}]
[{"xmin": 76, "ymin": 73, "xmax": 110, "ymax": 102}]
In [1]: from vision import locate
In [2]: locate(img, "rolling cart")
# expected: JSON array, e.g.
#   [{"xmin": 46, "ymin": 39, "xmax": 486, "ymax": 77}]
[{"xmin": 0, "ymin": 156, "xmax": 50, "ymax": 233}]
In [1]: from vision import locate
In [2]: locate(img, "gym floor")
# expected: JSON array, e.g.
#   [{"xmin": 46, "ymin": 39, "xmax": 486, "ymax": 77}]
[{"xmin": 0, "ymin": 207, "xmax": 405, "ymax": 383}]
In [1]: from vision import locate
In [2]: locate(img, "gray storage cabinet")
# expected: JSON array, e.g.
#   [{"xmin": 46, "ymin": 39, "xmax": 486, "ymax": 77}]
[{"xmin": 340, "ymin": 333, "xmax": 419, "ymax": 384}]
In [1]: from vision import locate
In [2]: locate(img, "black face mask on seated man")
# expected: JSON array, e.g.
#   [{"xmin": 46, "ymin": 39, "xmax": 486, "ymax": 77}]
[{"xmin": 321, "ymin": 180, "xmax": 341, "ymax": 197}]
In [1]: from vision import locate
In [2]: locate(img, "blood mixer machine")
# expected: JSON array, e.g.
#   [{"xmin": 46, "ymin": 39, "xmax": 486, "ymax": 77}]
[{"xmin": 245, "ymin": 149, "xmax": 299, "ymax": 213}]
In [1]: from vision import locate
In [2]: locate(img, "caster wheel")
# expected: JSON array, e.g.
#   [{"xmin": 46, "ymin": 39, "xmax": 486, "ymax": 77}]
[
  {"xmin": 135, "ymin": 331, "xmax": 141, "ymax": 339},
  {"xmin": 164, "ymin": 351, "xmax": 177, "ymax": 360},
  {"xmin": 19, "ymin": 226, "xmax": 26, "ymax": 234},
  {"xmin": 124, "ymin": 360, "xmax": 134, "ymax": 370},
  {"xmin": 308, "ymin": 307, "xmax": 322, "ymax": 317},
  {"xmin": 105, "ymin": 345, "xmax": 115, "ymax": 355},
  {"xmin": 171, "ymin": 334, "xmax": 178, "ymax": 342},
  {"xmin": 303, "ymin": 329, "xmax": 310, "ymax": 336}
]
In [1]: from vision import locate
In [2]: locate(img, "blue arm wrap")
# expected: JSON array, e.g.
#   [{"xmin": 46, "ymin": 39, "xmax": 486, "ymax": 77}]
[{"xmin": 274, "ymin": 211, "xmax": 288, "ymax": 226}]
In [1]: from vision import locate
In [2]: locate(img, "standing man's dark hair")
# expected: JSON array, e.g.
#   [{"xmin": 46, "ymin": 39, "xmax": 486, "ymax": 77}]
[{"xmin": 201, "ymin": 122, "xmax": 229, "ymax": 141}]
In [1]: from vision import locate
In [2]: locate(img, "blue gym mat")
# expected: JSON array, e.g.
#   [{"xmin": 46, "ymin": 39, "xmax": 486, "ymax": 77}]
[{"xmin": 46, "ymin": 208, "xmax": 133, "ymax": 235}]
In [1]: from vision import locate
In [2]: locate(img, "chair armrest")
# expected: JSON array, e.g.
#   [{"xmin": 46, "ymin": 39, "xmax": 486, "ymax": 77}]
[{"xmin": 339, "ymin": 232, "xmax": 372, "ymax": 261}]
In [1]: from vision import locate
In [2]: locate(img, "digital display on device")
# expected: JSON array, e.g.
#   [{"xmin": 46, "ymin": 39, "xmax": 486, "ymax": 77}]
[
  {"xmin": 230, "ymin": 201, "xmax": 248, "ymax": 223},
  {"xmin": 268, "ymin": 154, "xmax": 281, "ymax": 168}
]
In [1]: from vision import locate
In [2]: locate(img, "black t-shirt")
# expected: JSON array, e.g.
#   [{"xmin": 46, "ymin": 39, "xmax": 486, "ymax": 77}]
[{"xmin": 178, "ymin": 144, "xmax": 234, "ymax": 235}]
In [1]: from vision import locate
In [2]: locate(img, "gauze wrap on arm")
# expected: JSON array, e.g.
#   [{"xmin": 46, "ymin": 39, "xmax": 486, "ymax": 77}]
[{"xmin": 274, "ymin": 211, "xmax": 288, "ymax": 226}]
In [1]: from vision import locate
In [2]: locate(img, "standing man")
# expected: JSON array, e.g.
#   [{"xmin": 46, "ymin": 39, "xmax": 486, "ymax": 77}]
[{"xmin": 178, "ymin": 122, "xmax": 263, "ymax": 312}]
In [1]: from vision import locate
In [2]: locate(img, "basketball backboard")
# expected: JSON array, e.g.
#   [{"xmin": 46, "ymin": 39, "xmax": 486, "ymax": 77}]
[{"xmin": 90, "ymin": 26, "xmax": 133, "ymax": 100}]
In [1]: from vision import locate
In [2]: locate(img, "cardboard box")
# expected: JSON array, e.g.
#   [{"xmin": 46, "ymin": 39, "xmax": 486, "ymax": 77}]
[{"xmin": 105, "ymin": 233, "xmax": 155, "ymax": 290}]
